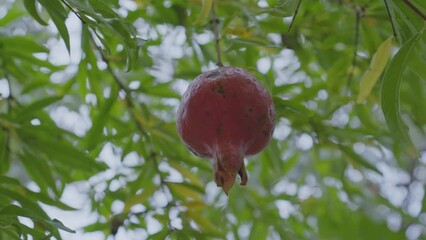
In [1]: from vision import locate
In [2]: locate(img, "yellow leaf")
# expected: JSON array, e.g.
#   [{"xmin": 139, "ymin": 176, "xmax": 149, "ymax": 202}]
[
  {"xmin": 224, "ymin": 27, "xmax": 252, "ymax": 38},
  {"xmin": 194, "ymin": 0, "xmax": 213, "ymax": 25},
  {"xmin": 166, "ymin": 182, "xmax": 203, "ymax": 202},
  {"xmin": 357, "ymin": 37, "xmax": 395, "ymax": 103}
]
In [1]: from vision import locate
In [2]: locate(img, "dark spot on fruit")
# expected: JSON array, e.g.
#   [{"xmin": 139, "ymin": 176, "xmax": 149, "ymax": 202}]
[
  {"xmin": 257, "ymin": 114, "xmax": 266, "ymax": 126},
  {"xmin": 248, "ymin": 108, "xmax": 253, "ymax": 112},
  {"xmin": 244, "ymin": 113, "xmax": 249, "ymax": 118},
  {"xmin": 205, "ymin": 112, "xmax": 210, "ymax": 116},
  {"xmin": 216, "ymin": 81, "xmax": 225, "ymax": 97},
  {"xmin": 269, "ymin": 107, "xmax": 275, "ymax": 119},
  {"xmin": 262, "ymin": 130, "xmax": 269, "ymax": 136}
]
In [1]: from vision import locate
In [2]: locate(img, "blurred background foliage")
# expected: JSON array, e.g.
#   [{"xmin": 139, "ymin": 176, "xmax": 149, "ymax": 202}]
[{"xmin": 0, "ymin": 0, "xmax": 425, "ymax": 239}]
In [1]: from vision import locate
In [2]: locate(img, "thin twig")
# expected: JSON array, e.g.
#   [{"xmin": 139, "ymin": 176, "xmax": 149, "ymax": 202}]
[
  {"xmin": 90, "ymin": 32, "xmax": 149, "ymax": 138},
  {"xmin": 402, "ymin": 0, "xmax": 426, "ymax": 20},
  {"xmin": 347, "ymin": 6, "xmax": 363, "ymax": 88},
  {"xmin": 210, "ymin": 2, "xmax": 223, "ymax": 67},
  {"xmin": 288, "ymin": 0, "xmax": 303, "ymax": 32},
  {"xmin": 60, "ymin": 0, "xmax": 85, "ymax": 23},
  {"xmin": 383, "ymin": 0, "xmax": 398, "ymax": 42}
]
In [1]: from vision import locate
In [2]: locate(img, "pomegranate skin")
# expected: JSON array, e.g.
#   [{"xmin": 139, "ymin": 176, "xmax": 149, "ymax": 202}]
[{"xmin": 176, "ymin": 67, "xmax": 275, "ymax": 193}]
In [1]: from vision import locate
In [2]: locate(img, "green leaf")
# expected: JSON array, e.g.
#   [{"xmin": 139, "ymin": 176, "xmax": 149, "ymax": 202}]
[
  {"xmin": 0, "ymin": 131, "xmax": 10, "ymax": 174},
  {"xmin": 38, "ymin": 0, "xmax": 71, "ymax": 52},
  {"xmin": 24, "ymin": 0, "xmax": 48, "ymax": 26},
  {"xmin": 0, "ymin": 36, "xmax": 49, "ymax": 53},
  {"xmin": 13, "ymin": 223, "xmax": 47, "ymax": 239},
  {"xmin": 273, "ymin": 97, "xmax": 315, "ymax": 119},
  {"xmin": 194, "ymin": 0, "xmax": 213, "ymax": 25},
  {"xmin": 0, "ymin": 205, "xmax": 75, "ymax": 233},
  {"xmin": 123, "ymin": 185, "xmax": 157, "ymax": 213},
  {"xmin": 14, "ymin": 96, "xmax": 63, "ymax": 123},
  {"xmin": 17, "ymin": 126, "xmax": 107, "ymax": 173},
  {"xmin": 166, "ymin": 181, "xmax": 204, "ymax": 202},
  {"xmin": 339, "ymin": 145, "xmax": 381, "ymax": 174},
  {"xmin": 85, "ymin": 85, "xmax": 118, "ymax": 150},
  {"xmin": 357, "ymin": 37, "xmax": 394, "ymax": 103},
  {"xmin": 20, "ymin": 151, "xmax": 59, "ymax": 195},
  {"xmin": 0, "ymin": 2, "xmax": 25, "ymax": 27},
  {"xmin": 381, "ymin": 27, "xmax": 424, "ymax": 158},
  {"xmin": 47, "ymin": 219, "xmax": 76, "ymax": 233},
  {"xmin": 0, "ymin": 225, "xmax": 20, "ymax": 240},
  {"xmin": 0, "ymin": 187, "xmax": 51, "ymax": 219},
  {"xmin": 0, "ymin": 176, "xmax": 20, "ymax": 186}
]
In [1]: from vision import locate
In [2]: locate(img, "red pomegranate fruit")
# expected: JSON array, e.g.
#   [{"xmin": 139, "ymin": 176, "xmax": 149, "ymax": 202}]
[{"xmin": 176, "ymin": 67, "xmax": 275, "ymax": 194}]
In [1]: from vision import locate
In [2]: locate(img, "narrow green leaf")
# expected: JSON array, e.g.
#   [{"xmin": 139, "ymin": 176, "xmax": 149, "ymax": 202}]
[
  {"xmin": 83, "ymin": 222, "xmax": 109, "ymax": 233},
  {"xmin": 281, "ymin": 152, "xmax": 300, "ymax": 176},
  {"xmin": 140, "ymin": 82, "xmax": 180, "ymax": 98},
  {"xmin": 28, "ymin": 191, "xmax": 76, "ymax": 211},
  {"xmin": 273, "ymin": 97, "xmax": 315, "ymax": 119},
  {"xmin": 149, "ymin": 230, "xmax": 170, "ymax": 239},
  {"xmin": 381, "ymin": 27, "xmax": 424, "ymax": 158},
  {"xmin": 17, "ymin": 126, "xmax": 107, "ymax": 173},
  {"xmin": 47, "ymin": 219, "xmax": 76, "ymax": 233},
  {"xmin": 0, "ymin": 225, "xmax": 20, "ymax": 240},
  {"xmin": 0, "ymin": 176, "xmax": 20, "ymax": 186},
  {"xmin": 339, "ymin": 145, "xmax": 381, "ymax": 174},
  {"xmin": 0, "ymin": 36, "xmax": 49, "ymax": 53},
  {"xmin": 0, "ymin": 49, "xmax": 56, "ymax": 68},
  {"xmin": 357, "ymin": 37, "xmax": 394, "ymax": 103},
  {"xmin": 194, "ymin": 0, "xmax": 213, "ymax": 25},
  {"xmin": 85, "ymin": 85, "xmax": 118, "ymax": 150},
  {"xmin": 229, "ymin": 37, "xmax": 279, "ymax": 48},
  {"xmin": 38, "ymin": 0, "xmax": 71, "ymax": 52},
  {"xmin": 0, "ymin": 176, "xmax": 74, "ymax": 211},
  {"xmin": 166, "ymin": 182, "xmax": 204, "ymax": 201},
  {"xmin": 13, "ymin": 223, "xmax": 46, "ymax": 239},
  {"xmin": 0, "ymin": 205, "xmax": 75, "ymax": 233},
  {"xmin": 0, "ymin": 2, "xmax": 25, "ymax": 27},
  {"xmin": 0, "ymin": 188, "xmax": 50, "ymax": 219},
  {"xmin": 123, "ymin": 186, "xmax": 156, "ymax": 213},
  {"xmin": 23, "ymin": 0, "xmax": 48, "ymax": 26},
  {"xmin": 14, "ymin": 96, "xmax": 63, "ymax": 122},
  {"xmin": 0, "ymin": 131, "xmax": 10, "ymax": 174},
  {"xmin": 20, "ymin": 151, "xmax": 59, "ymax": 195},
  {"xmin": 88, "ymin": 0, "xmax": 117, "ymax": 18}
]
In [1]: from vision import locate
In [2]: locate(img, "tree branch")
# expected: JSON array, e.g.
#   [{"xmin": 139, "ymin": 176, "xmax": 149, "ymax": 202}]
[
  {"xmin": 347, "ymin": 6, "xmax": 363, "ymax": 88},
  {"xmin": 288, "ymin": 0, "xmax": 303, "ymax": 32},
  {"xmin": 384, "ymin": 0, "xmax": 398, "ymax": 42}
]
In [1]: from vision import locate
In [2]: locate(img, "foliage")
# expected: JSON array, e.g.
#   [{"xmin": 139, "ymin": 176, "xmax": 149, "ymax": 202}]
[{"xmin": 0, "ymin": 0, "xmax": 425, "ymax": 239}]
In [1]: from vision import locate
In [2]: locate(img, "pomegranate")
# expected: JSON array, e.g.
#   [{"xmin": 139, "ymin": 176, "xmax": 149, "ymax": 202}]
[{"xmin": 176, "ymin": 67, "xmax": 275, "ymax": 194}]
